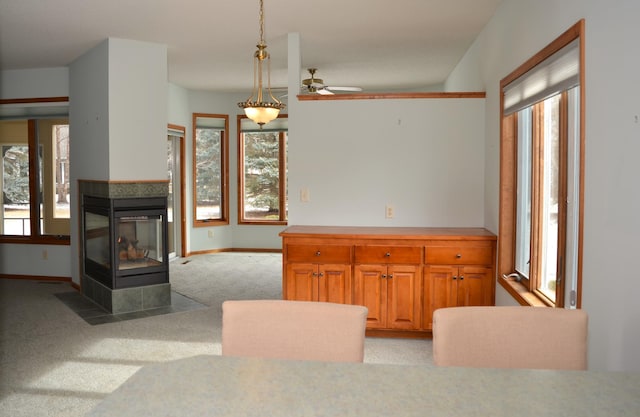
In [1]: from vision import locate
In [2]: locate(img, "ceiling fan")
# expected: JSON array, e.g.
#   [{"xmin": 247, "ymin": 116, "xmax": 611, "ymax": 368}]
[{"xmin": 301, "ymin": 68, "xmax": 362, "ymax": 95}]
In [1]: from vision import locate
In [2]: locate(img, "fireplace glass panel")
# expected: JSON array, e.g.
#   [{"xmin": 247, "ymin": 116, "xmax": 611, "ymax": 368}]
[
  {"xmin": 85, "ymin": 211, "xmax": 110, "ymax": 270},
  {"xmin": 116, "ymin": 213, "xmax": 164, "ymax": 271}
]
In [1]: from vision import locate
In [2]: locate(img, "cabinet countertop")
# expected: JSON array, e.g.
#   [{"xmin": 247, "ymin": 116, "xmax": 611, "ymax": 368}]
[{"xmin": 280, "ymin": 225, "xmax": 497, "ymax": 240}]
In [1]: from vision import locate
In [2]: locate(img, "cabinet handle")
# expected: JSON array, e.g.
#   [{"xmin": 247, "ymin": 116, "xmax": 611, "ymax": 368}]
[
  {"xmin": 456, "ymin": 253, "xmax": 462, "ymax": 259},
  {"xmin": 312, "ymin": 272, "xmax": 318, "ymax": 277},
  {"xmin": 459, "ymin": 275, "xmax": 464, "ymax": 280},
  {"xmin": 385, "ymin": 252, "xmax": 391, "ymax": 257},
  {"xmin": 382, "ymin": 274, "xmax": 387, "ymax": 279},
  {"xmin": 453, "ymin": 275, "xmax": 457, "ymax": 280},
  {"xmin": 315, "ymin": 251, "xmax": 321, "ymax": 256},
  {"xmin": 388, "ymin": 274, "xmax": 393, "ymax": 279},
  {"xmin": 319, "ymin": 272, "xmax": 324, "ymax": 277}
]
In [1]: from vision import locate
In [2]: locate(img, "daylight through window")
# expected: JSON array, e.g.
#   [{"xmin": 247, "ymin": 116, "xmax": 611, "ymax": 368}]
[{"xmin": 498, "ymin": 21, "xmax": 584, "ymax": 308}]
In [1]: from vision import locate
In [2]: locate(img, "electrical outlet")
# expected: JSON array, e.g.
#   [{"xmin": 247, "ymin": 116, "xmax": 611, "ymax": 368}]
[
  {"xmin": 300, "ymin": 188, "xmax": 310, "ymax": 203},
  {"xmin": 208, "ymin": 230, "xmax": 214, "ymax": 238},
  {"xmin": 42, "ymin": 249, "xmax": 48, "ymax": 260},
  {"xmin": 385, "ymin": 205, "xmax": 394, "ymax": 219}
]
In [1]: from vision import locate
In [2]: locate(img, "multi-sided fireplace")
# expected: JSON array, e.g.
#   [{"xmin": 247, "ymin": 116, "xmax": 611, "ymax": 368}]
[
  {"xmin": 83, "ymin": 195, "xmax": 168, "ymax": 289},
  {"xmin": 80, "ymin": 180, "xmax": 171, "ymax": 314}
]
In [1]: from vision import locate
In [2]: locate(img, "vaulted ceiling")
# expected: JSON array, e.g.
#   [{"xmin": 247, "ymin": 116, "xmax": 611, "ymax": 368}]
[{"xmin": 0, "ymin": 0, "xmax": 502, "ymax": 93}]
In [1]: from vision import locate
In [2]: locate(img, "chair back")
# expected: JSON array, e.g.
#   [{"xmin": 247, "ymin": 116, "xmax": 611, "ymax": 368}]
[
  {"xmin": 432, "ymin": 306, "xmax": 588, "ymax": 370},
  {"xmin": 222, "ymin": 300, "xmax": 368, "ymax": 362}
]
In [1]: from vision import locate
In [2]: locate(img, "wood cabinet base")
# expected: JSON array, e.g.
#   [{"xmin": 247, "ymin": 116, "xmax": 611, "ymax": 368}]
[{"xmin": 280, "ymin": 226, "xmax": 497, "ymax": 338}]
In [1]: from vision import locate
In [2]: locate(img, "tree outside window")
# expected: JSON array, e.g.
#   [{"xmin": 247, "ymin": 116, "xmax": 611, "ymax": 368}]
[
  {"xmin": 238, "ymin": 115, "xmax": 287, "ymax": 225},
  {"xmin": 192, "ymin": 114, "xmax": 229, "ymax": 226}
]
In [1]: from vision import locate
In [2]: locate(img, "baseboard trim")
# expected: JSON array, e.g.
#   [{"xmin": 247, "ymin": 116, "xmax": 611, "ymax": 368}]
[
  {"xmin": 0, "ymin": 274, "xmax": 72, "ymax": 283},
  {"xmin": 186, "ymin": 248, "xmax": 282, "ymax": 256}
]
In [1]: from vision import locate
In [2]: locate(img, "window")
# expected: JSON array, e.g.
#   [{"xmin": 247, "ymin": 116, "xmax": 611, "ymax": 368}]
[
  {"xmin": 237, "ymin": 115, "xmax": 287, "ymax": 225},
  {"xmin": 1, "ymin": 109, "xmax": 70, "ymax": 242},
  {"xmin": 192, "ymin": 114, "xmax": 229, "ymax": 226},
  {"xmin": 498, "ymin": 20, "xmax": 584, "ymax": 308}
]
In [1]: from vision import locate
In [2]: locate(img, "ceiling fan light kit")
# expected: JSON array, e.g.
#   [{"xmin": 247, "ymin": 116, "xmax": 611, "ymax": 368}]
[{"xmin": 238, "ymin": 0, "xmax": 285, "ymax": 128}]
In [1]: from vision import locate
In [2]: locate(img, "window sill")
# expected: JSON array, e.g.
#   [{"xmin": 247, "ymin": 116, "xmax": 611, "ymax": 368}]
[
  {"xmin": 497, "ymin": 275, "xmax": 550, "ymax": 307},
  {"xmin": 238, "ymin": 221, "xmax": 288, "ymax": 226},
  {"xmin": 0, "ymin": 236, "xmax": 70, "ymax": 245}
]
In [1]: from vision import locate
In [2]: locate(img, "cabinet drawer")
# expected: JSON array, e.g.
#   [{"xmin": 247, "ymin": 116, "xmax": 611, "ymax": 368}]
[
  {"xmin": 355, "ymin": 245, "xmax": 421, "ymax": 264},
  {"xmin": 425, "ymin": 246, "xmax": 493, "ymax": 265},
  {"xmin": 286, "ymin": 244, "xmax": 352, "ymax": 263}
]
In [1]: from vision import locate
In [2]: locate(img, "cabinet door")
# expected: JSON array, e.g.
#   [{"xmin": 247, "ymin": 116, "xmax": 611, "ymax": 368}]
[
  {"xmin": 285, "ymin": 263, "xmax": 316, "ymax": 301},
  {"xmin": 387, "ymin": 265, "xmax": 421, "ymax": 329},
  {"xmin": 353, "ymin": 265, "xmax": 387, "ymax": 329},
  {"xmin": 456, "ymin": 265, "xmax": 493, "ymax": 307},
  {"xmin": 318, "ymin": 264, "xmax": 352, "ymax": 304},
  {"xmin": 422, "ymin": 265, "xmax": 457, "ymax": 329}
]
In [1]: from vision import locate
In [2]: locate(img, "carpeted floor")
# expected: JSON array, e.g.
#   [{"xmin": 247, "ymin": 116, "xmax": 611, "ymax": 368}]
[{"xmin": 0, "ymin": 252, "xmax": 433, "ymax": 417}]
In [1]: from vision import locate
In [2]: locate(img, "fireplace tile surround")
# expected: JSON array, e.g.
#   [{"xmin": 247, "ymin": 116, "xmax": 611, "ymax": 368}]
[{"xmin": 79, "ymin": 180, "xmax": 171, "ymax": 314}]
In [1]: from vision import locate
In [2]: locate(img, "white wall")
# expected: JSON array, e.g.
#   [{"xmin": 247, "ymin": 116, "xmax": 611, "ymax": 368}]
[
  {"xmin": 70, "ymin": 40, "xmax": 110, "ymax": 181},
  {"xmin": 108, "ymin": 38, "xmax": 167, "ymax": 181},
  {"xmin": 0, "ymin": 244, "xmax": 70, "ymax": 277},
  {"xmin": 0, "ymin": 67, "xmax": 69, "ymax": 99},
  {"xmin": 288, "ymin": 98, "xmax": 486, "ymax": 227},
  {"xmin": 446, "ymin": 0, "xmax": 640, "ymax": 372}
]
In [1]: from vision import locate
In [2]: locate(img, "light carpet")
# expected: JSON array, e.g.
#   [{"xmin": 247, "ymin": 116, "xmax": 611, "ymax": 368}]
[{"xmin": 0, "ymin": 252, "xmax": 432, "ymax": 417}]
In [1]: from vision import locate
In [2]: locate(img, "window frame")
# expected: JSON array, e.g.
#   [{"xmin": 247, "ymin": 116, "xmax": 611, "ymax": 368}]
[
  {"xmin": 237, "ymin": 114, "xmax": 288, "ymax": 225},
  {"xmin": 497, "ymin": 20, "xmax": 585, "ymax": 308},
  {"xmin": 39, "ymin": 118, "xmax": 71, "ymax": 236},
  {"xmin": 192, "ymin": 113, "xmax": 229, "ymax": 228},
  {"xmin": 0, "ymin": 97, "xmax": 70, "ymax": 245}
]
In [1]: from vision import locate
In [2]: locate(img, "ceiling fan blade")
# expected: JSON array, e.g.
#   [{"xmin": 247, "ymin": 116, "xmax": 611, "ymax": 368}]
[
  {"xmin": 316, "ymin": 87, "xmax": 335, "ymax": 95},
  {"xmin": 325, "ymin": 86, "xmax": 363, "ymax": 92}
]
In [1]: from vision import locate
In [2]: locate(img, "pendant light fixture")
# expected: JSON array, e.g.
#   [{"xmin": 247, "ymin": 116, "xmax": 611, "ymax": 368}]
[{"xmin": 238, "ymin": 0, "xmax": 285, "ymax": 128}]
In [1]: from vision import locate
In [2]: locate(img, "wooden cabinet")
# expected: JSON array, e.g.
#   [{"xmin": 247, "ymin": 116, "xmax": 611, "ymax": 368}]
[
  {"xmin": 283, "ymin": 244, "xmax": 352, "ymax": 304},
  {"xmin": 353, "ymin": 246, "xmax": 421, "ymax": 330},
  {"xmin": 423, "ymin": 242, "xmax": 495, "ymax": 329},
  {"xmin": 280, "ymin": 226, "xmax": 496, "ymax": 337}
]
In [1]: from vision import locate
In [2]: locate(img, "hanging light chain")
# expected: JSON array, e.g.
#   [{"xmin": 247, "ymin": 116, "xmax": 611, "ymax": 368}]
[{"xmin": 258, "ymin": 0, "xmax": 265, "ymax": 45}]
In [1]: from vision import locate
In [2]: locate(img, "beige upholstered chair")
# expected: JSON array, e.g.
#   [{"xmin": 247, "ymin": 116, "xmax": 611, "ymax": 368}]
[
  {"xmin": 432, "ymin": 306, "xmax": 588, "ymax": 370},
  {"xmin": 221, "ymin": 300, "xmax": 368, "ymax": 362}
]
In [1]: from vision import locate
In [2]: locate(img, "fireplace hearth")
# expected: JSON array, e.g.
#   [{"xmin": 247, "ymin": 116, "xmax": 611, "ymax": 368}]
[{"xmin": 80, "ymin": 180, "xmax": 171, "ymax": 314}]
